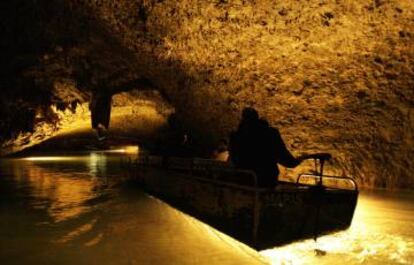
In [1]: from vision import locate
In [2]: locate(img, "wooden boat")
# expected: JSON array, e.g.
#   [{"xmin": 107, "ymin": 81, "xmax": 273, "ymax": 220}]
[{"xmin": 121, "ymin": 153, "xmax": 358, "ymax": 250}]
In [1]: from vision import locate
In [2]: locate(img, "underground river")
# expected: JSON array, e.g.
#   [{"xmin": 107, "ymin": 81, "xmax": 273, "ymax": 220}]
[{"xmin": 0, "ymin": 151, "xmax": 413, "ymax": 265}]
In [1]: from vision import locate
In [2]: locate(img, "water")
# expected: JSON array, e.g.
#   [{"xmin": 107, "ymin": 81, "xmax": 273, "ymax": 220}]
[
  {"xmin": 261, "ymin": 191, "xmax": 414, "ymax": 265},
  {"xmin": 0, "ymin": 152, "xmax": 413, "ymax": 265}
]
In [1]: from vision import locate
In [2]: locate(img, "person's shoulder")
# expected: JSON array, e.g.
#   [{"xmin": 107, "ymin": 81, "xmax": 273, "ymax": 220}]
[
  {"xmin": 269, "ymin": 126, "xmax": 279, "ymax": 132},
  {"xmin": 268, "ymin": 125, "xmax": 281, "ymax": 136}
]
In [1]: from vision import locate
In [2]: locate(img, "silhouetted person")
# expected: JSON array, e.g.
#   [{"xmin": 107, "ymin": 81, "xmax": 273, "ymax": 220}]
[
  {"xmin": 90, "ymin": 92, "xmax": 111, "ymax": 145},
  {"xmin": 154, "ymin": 114, "xmax": 194, "ymax": 161},
  {"xmin": 229, "ymin": 107, "xmax": 305, "ymax": 187},
  {"xmin": 212, "ymin": 138, "xmax": 229, "ymax": 161}
]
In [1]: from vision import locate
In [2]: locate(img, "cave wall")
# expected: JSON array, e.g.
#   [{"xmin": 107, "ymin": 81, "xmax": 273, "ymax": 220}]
[
  {"xmin": 0, "ymin": 0, "xmax": 156, "ymax": 143},
  {"xmin": 1, "ymin": 0, "xmax": 413, "ymax": 188},
  {"xmin": 68, "ymin": 0, "xmax": 414, "ymax": 188}
]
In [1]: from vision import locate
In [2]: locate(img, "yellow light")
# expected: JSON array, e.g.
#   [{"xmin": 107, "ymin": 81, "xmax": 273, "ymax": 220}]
[
  {"xmin": 123, "ymin": 145, "xmax": 139, "ymax": 154},
  {"xmin": 22, "ymin": 156, "xmax": 78, "ymax": 161},
  {"xmin": 106, "ymin": 145, "xmax": 139, "ymax": 154}
]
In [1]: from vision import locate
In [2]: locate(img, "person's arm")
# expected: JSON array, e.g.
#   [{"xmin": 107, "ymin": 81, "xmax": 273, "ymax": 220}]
[{"xmin": 274, "ymin": 129, "xmax": 302, "ymax": 168}]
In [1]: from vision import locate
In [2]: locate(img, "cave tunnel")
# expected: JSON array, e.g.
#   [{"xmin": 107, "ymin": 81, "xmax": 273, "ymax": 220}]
[
  {"xmin": 0, "ymin": 1, "xmax": 413, "ymax": 188},
  {"xmin": 1, "ymin": 1, "xmax": 414, "ymax": 264}
]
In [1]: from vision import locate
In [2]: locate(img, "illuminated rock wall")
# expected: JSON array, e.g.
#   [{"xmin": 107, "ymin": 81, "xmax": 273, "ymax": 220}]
[
  {"xmin": 70, "ymin": 0, "xmax": 413, "ymax": 188},
  {"xmin": 1, "ymin": 0, "xmax": 413, "ymax": 188}
]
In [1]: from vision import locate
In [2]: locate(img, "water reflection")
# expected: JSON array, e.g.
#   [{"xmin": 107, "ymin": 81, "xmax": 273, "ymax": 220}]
[
  {"xmin": 89, "ymin": 152, "xmax": 107, "ymax": 176},
  {"xmin": 261, "ymin": 191, "xmax": 414, "ymax": 265},
  {"xmin": 1, "ymin": 153, "xmax": 414, "ymax": 264},
  {"xmin": 0, "ymin": 153, "xmax": 265, "ymax": 265},
  {"xmin": 10, "ymin": 155, "xmax": 111, "ymax": 223},
  {"xmin": 23, "ymin": 156, "xmax": 80, "ymax": 161}
]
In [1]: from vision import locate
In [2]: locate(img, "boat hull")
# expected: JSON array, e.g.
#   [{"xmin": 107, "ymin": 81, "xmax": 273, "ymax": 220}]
[{"xmin": 123, "ymin": 157, "xmax": 358, "ymax": 250}]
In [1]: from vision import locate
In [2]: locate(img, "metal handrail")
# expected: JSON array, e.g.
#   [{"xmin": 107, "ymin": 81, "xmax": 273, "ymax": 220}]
[
  {"xmin": 296, "ymin": 173, "xmax": 358, "ymax": 191},
  {"xmin": 294, "ymin": 153, "xmax": 358, "ymax": 191},
  {"xmin": 126, "ymin": 155, "xmax": 259, "ymax": 188},
  {"xmin": 122, "ymin": 154, "xmax": 358, "ymax": 191}
]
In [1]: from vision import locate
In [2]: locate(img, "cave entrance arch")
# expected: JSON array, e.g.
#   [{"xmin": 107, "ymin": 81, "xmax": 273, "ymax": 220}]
[{"xmin": 89, "ymin": 78, "xmax": 174, "ymax": 147}]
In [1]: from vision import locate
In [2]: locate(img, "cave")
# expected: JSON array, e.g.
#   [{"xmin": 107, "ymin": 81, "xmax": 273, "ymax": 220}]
[
  {"xmin": 2, "ymin": 0, "xmax": 412, "ymax": 189},
  {"xmin": 1, "ymin": 0, "xmax": 414, "ymax": 263}
]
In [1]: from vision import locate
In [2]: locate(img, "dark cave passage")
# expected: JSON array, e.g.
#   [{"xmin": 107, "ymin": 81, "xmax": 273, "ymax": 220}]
[{"xmin": 1, "ymin": 2, "xmax": 414, "ymax": 265}]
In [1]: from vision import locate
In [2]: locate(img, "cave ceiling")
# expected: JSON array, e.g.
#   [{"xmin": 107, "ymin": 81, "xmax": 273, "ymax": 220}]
[{"xmin": 0, "ymin": 0, "xmax": 413, "ymax": 188}]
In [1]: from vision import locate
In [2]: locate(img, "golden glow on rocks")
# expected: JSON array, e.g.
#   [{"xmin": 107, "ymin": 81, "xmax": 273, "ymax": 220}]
[
  {"xmin": 69, "ymin": 0, "xmax": 412, "ymax": 188},
  {"xmin": 2, "ymin": 0, "xmax": 412, "ymax": 188},
  {"xmin": 2, "ymin": 92, "xmax": 170, "ymax": 156},
  {"xmin": 1, "ymin": 103, "xmax": 91, "ymax": 155}
]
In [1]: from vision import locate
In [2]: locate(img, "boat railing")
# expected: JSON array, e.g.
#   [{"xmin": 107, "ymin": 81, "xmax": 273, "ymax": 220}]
[
  {"xmin": 124, "ymin": 155, "xmax": 259, "ymax": 188},
  {"xmin": 170, "ymin": 157, "xmax": 258, "ymax": 187},
  {"xmin": 122, "ymin": 153, "xmax": 358, "ymax": 191},
  {"xmin": 295, "ymin": 153, "xmax": 358, "ymax": 191},
  {"xmin": 296, "ymin": 173, "xmax": 358, "ymax": 191}
]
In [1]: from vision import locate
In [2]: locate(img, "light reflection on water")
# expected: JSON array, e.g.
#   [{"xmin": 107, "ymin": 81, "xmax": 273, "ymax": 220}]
[
  {"xmin": 0, "ymin": 153, "xmax": 413, "ymax": 265},
  {"xmin": 261, "ymin": 191, "xmax": 414, "ymax": 265},
  {"xmin": 0, "ymin": 153, "xmax": 265, "ymax": 265}
]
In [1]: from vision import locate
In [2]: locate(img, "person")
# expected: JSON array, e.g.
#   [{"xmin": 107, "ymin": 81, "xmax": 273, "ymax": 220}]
[
  {"xmin": 212, "ymin": 138, "xmax": 229, "ymax": 161},
  {"xmin": 90, "ymin": 92, "xmax": 112, "ymax": 144},
  {"xmin": 229, "ymin": 107, "xmax": 306, "ymax": 187},
  {"xmin": 154, "ymin": 113, "xmax": 193, "ymax": 158}
]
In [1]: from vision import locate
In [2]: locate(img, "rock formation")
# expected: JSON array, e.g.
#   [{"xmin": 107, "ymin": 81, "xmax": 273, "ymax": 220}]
[{"xmin": 0, "ymin": 0, "xmax": 413, "ymax": 188}]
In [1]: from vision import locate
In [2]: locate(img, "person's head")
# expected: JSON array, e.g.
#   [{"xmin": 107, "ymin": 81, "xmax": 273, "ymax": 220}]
[{"xmin": 241, "ymin": 107, "xmax": 259, "ymax": 123}]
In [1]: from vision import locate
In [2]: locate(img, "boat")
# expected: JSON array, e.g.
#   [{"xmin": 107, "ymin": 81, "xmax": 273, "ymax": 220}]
[{"xmin": 121, "ymin": 153, "xmax": 358, "ymax": 250}]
